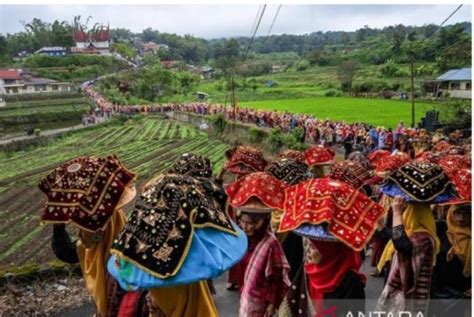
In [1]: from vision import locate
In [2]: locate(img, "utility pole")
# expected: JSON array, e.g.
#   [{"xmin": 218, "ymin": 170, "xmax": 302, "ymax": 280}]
[
  {"xmin": 231, "ymin": 76, "xmax": 236, "ymax": 121},
  {"xmin": 410, "ymin": 59, "xmax": 415, "ymax": 128},
  {"xmin": 410, "ymin": 42, "xmax": 415, "ymax": 128}
]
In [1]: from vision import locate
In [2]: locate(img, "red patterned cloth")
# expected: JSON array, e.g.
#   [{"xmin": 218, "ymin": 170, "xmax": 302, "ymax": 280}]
[
  {"xmin": 225, "ymin": 172, "xmax": 287, "ymax": 210},
  {"xmin": 329, "ymin": 160, "xmax": 373, "ymax": 189},
  {"xmin": 304, "ymin": 146, "xmax": 335, "ymax": 167},
  {"xmin": 39, "ymin": 155, "xmax": 136, "ymax": 232},
  {"xmin": 278, "ymin": 178, "xmax": 385, "ymax": 251},
  {"xmin": 416, "ymin": 151, "xmax": 445, "ymax": 164},
  {"xmin": 239, "ymin": 231, "xmax": 290, "ymax": 317},
  {"xmin": 278, "ymin": 149, "xmax": 306, "ymax": 163},
  {"xmin": 373, "ymin": 152, "xmax": 411, "ymax": 174},
  {"xmin": 442, "ymin": 168, "xmax": 471, "ymax": 206},
  {"xmin": 438, "ymin": 155, "xmax": 471, "ymax": 179},
  {"xmin": 224, "ymin": 145, "xmax": 268, "ymax": 175},
  {"xmin": 367, "ymin": 150, "xmax": 391, "ymax": 167}
]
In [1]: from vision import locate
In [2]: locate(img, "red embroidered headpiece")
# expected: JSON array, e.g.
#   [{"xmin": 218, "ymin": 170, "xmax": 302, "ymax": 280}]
[
  {"xmin": 441, "ymin": 168, "xmax": 471, "ymax": 206},
  {"xmin": 224, "ymin": 145, "xmax": 268, "ymax": 175},
  {"xmin": 278, "ymin": 178, "xmax": 384, "ymax": 251},
  {"xmin": 367, "ymin": 150, "xmax": 391, "ymax": 168},
  {"xmin": 39, "ymin": 155, "xmax": 136, "ymax": 232},
  {"xmin": 225, "ymin": 172, "xmax": 287, "ymax": 211},
  {"xmin": 329, "ymin": 160, "xmax": 374, "ymax": 189},
  {"xmin": 304, "ymin": 146, "xmax": 335, "ymax": 167},
  {"xmin": 439, "ymin": 155, "xmax": 471, "ymax": 179},
  {"xmin": 373, "ymin": 152, "xmax": 411, "ymax": 174}
]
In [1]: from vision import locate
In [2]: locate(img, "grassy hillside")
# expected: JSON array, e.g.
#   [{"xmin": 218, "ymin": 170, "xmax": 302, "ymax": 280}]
[{"xmin": 194, "ymin": 62, "xmax": 437, "ymax": 104}]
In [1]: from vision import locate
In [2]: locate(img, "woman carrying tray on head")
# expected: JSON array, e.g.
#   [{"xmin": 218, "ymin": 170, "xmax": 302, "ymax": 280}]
[
  {"xmin": 431, "ymin": 168, "xmax": 471, "ymax": 315},
  {"xmin": 277, "ymin": 177, "xmax": 385, "ymax": 317},
  {"xmin": 265, "ymin": 157, "xmax": 311, "ymax": 282},
  {"xmin": 218, "ymin": 145, "xmax": 269, "ymax": 291},
  {"xmin": 39, "ymin": 155, "xmax": 147, "ymax": 317},
  {"xmin": 303, "ymin": 145, "xmax": 335, "ymax": 178},
  {"xmin": 107, "ymin": 173, "xmax": 247, "ymax": 317},
  {"xmin": 226, "ymin": 172, "xmax": 291, "ymax": 317},
  {"xmin": 376, "ymin": 161, "xmax": 457, "ymax": 315}
]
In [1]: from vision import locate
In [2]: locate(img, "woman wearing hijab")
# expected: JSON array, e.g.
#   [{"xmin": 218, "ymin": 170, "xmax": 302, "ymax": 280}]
[
  {"xmin": 377, "ymin": 161, "xmax": 456, "ymax": 315},
  {"xmin": 278, "ymin": 178, "xmax": 385, "ymax": 316},
  {"xmin": 377, "ymin": 196, "xmax": 440, "ymax": 313},
  {"xmin": 219, "ymin": 145, "xmax": 268, "ymax": 291},
  {"xmin": 266, "ymin": 157, "xmax": 310, "ymax": 281},
  {"xmin": 432, "ymin": 168, "xmax": 471, "ymax": 314},
  {"xmin": 432, "ymin": 204, "xmax": 471, "ymax": 306},
  {"xmin": 303, "ymin": 145, "xmax": 335, "ymax": 178},
  {"xmin": 226, "ymin": 172, "xmax": 290, "ymax": 317},
  {"xmin": 42, "ymin": 156, "xmax": 146, "ymax": 317}
]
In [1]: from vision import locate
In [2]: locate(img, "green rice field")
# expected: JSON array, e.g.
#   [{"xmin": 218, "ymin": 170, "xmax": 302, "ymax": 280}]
[{"xmin": 240, "ymin": 97, "xmax": 436, "ymax": 128}]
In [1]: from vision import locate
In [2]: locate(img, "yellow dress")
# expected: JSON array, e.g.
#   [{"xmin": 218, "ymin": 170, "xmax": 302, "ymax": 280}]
[
  {"xmin": 149, "ymin": 281, "xmax": 219, "ymax": 317},
  {"xmin": 76, "ymin": 209, "xmax": 127, "ymax": 317}
]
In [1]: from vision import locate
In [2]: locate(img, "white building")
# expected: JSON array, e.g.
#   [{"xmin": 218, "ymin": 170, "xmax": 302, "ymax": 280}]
[
  {"xmin": 34, "ymin": 47, "xmax": 67, "ymax": 56},
  {"xmin": 436, "ymin": 68, "xmax": 471, "ymax": 99},
  {"xmin": 72, "ymin": 26, "xmax": 111, "ymax": 54},
  {"xmin": 0, "ymin": 69, "xmax": 73, "ymax": 95}
]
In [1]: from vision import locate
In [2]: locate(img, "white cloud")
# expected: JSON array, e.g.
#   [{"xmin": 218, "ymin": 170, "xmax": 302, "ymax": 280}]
[{"xmin": 0, "ymin": 4, "xmax": 471, "ymax": 38}]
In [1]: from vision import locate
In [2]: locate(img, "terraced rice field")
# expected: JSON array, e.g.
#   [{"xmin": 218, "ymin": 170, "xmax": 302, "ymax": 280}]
[
  {"xmin": 0, "ymin": 97, "xmax": 90, "ymax": 116},
  {"xmin": 0, "ymin": 116, "xmax": 230, "ymax": 273},
  {"xmin": 0, "ymin": 96, "xmax": 91, "ymax": 133}
]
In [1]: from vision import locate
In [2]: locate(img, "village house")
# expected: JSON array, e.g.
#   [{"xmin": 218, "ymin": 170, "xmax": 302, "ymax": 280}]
[
  {"xmin": 0, "ymin": 69, "xmax": 74, "ymax": 95},
  {"xmin": 71, "ymin": 25, "xmax": 111, "ymax": 55},
  {"xmin": 34, "ymin": 46, "xmax": 68, "ymax": 56},
  {"xmin": 200, "ymin": 66, "xmax": 215, "ymax": 79},
  {"xmin": 142, "ymin": 42, "xmax": 169, "ymax": 55},
  {"xmin": 435, "ymin": 68, "xmax": 471, "ymax": 99},
  {"xmin": 271, "ymin": 64, "xmax": 283, "ymax": 73}
]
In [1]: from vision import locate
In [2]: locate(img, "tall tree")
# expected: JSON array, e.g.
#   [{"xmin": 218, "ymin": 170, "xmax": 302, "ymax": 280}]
[
  {"xmin": 0, "ymin": 35, "xmax": 8, "ymax": 58},
  {"xmin": 337, "ymin": 60, "xmax": 359, "ymax": 93},
  {"xmin": 392, "ymin": 24, "xmax": 407, "ymax": 53}
]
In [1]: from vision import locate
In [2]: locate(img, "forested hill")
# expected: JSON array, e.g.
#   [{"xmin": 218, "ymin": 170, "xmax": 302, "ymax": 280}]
[
  {"xmin": 121, "ymin": 22, "xmax": 471, "ymax": 70},
  {"xmin": 1, "ymin": 19, "xmax": 471, "ymax": 72}
]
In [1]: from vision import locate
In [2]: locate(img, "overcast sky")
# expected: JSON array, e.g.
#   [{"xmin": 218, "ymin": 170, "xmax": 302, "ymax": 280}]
[{"xmin": 0, "ymin": 4, "xmax": 471, "ymax": 38}]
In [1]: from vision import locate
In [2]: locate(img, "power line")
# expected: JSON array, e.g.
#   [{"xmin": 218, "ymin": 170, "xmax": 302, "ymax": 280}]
[
  {"xmin": 242, "ymin": 4, "xmax": 267, "ymax": 62},
  {"xmin": 426, "ymin": 4, "xmax": 463, "ymax": 38},
  {"xmin": 438, "ymin": 4, "xmax": 463, "ymax": 30},
  {"xmin": 266, "ymin": 5, "xmax": 282, "ymax": 37},
  {"xmin": 248, "ymin": 5, "xmax": 263, "ymax": 40},
  {"xmin": 408, "ymin": 4, "xmax": 463, "ymax": 128}
]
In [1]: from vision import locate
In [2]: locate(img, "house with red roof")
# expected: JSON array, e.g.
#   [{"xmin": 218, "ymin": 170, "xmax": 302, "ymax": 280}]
[
  {"xmin": 72, "ymin": 25, "xmax": 111, "ymax": 54},
  {"xmin": 0, "ymin": 69, "xmax": 73, "ymax": 95}
]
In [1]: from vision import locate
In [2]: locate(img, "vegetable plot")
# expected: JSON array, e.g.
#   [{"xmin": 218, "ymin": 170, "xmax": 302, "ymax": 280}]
[{"xmin": 0, "ymin": 117, "xmax": 229, "ymax": 274}]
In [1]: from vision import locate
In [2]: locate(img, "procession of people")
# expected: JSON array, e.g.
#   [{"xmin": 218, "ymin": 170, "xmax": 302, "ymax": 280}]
[{"xmin": 34, "ymin": 85, "xmax": 472, "ymax": 317}]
